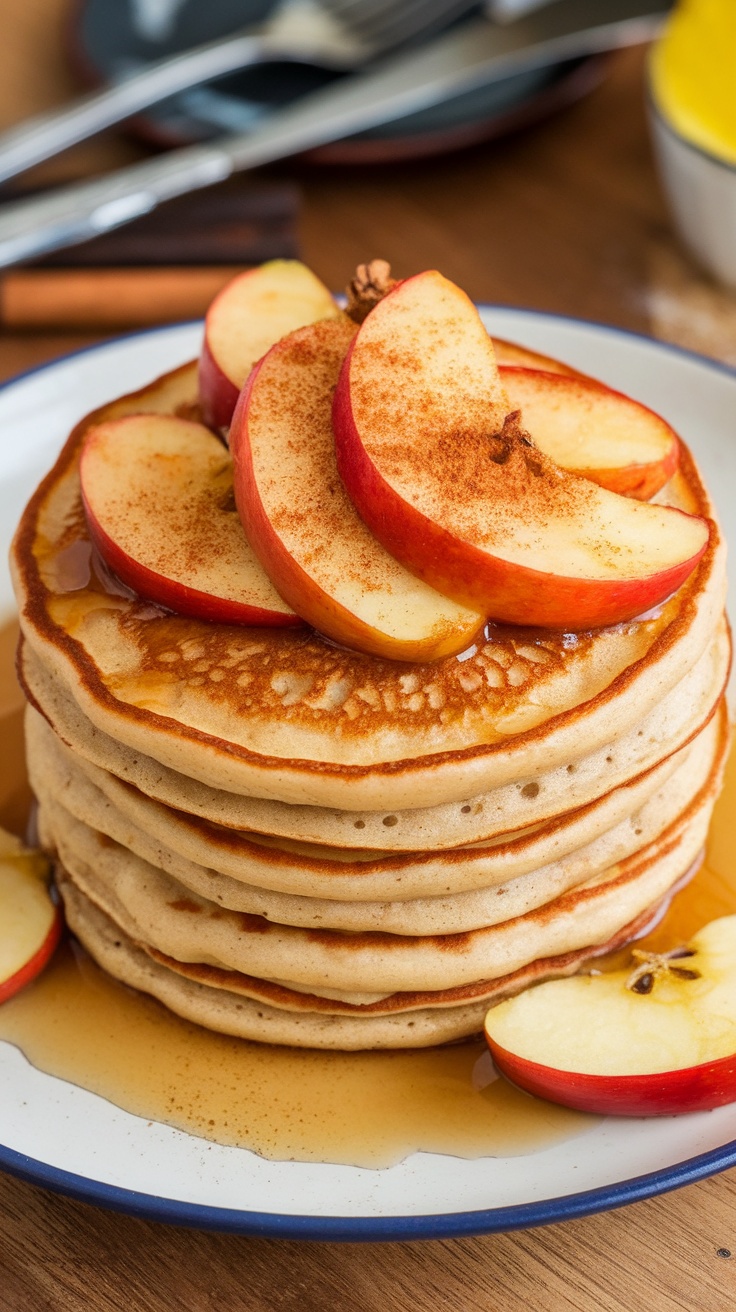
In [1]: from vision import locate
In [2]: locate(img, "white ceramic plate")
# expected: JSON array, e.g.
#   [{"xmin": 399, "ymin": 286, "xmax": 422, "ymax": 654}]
[{"xmin": 1, "ymin": 311, "xmax": 735, "ymax": 1239}]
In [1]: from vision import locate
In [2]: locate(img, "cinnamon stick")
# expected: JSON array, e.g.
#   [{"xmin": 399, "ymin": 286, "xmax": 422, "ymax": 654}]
[{"xmin": 0, "ymin": 266, "xmax": 246, "ymax": 329}]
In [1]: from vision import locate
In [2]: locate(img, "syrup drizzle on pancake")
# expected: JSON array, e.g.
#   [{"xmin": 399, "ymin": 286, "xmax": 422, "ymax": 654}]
[{"xmin": 0, "ymin": 620, "xmax": 31, "ymax": 836}]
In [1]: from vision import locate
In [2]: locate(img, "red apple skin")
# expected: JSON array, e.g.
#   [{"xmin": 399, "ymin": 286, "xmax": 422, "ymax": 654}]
[
  {"xmin": 230, "ymin": 332, "xmax": 484, "ymax": 662},
  {"xmin": 199, "ymin": 335, "xmax": 240, "ymax": 433},
  {"xmin": 492, "ymin": 339, "xmax": 581, "ymax": 377},
  {"xmin": 199, "ymin": 262, "xmax": 340, "ymax": 432},
  {"xmin": 565, "ymin": 446, "xmax": 681, "ymax": 503},
  {"xmin": 84, "ymin": 510, "xmax": 302, "ymax": 628},
  {"xmin": 593, "ymin": 459, "xmax": 680, "ymax": 502},
  {"xmin": 499, "ymin": 366, "xmax": 681, "ymax": 501},
  {"xmin": 486, "ymin": 1038, "xmax": 736, "ymax": 1117},
  {"xmin": 231, "ymin": 362, "xmax": 363, "ymax": 646},
  {"xmin": 228, "ymin": 414, "xmax": 378, "ymax": 653},
  {"xmin": 80, "ymin": 418, "xmax": 302, "ymax": 629},
  {"xmin": 0, "ymin": 901, "xmax": 63, "ymax": 1004},
  {"xmin": 333, "ymin": 339, "xmax": 709, "ymax": 631}
]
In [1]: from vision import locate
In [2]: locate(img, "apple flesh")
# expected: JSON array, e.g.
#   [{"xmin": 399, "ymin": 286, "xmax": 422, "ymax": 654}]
[
  {"xmin": 500, "ymin": 367, "xmax": 680, "ymax": 500},
  {"xmin": 80, "ymin": 413, "xmax": 300, "ymax": 627},
  {"xmin": 333, "ymin": 270, "xmax": 710, "ymax": 631},
  {"xmin": 229, "ymin": 315, "xmax": 485, "ymax": 662},
  {"xmin": 484, "ymin": 916, "xmax": 736, "ymax": 1116},
  {"xmin": 199, "ymin": 260, "xmax": 341, "ymax": 431},
  {"xmin": 0, "ymin": 832, "xmax": 62, "ymax": 1004}
]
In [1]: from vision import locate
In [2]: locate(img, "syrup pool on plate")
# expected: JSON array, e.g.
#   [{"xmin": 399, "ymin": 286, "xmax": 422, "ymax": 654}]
[{"xmin": 0, "ymin": 617, "xmax": 733, "ymax": 1168}]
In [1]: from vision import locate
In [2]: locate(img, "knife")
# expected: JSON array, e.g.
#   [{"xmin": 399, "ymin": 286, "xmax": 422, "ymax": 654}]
[{"xmin": 0, "ymin": 0, "xmax": 669, "ymax": 269}]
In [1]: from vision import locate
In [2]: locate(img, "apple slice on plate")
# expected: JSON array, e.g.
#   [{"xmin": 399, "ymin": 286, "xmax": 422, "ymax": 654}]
[
  {"xmin": 492, "ymin": 338, "xmax": 580, "ymax": 376},
  {"xmin": 500, "ymin": 367, "xmax": 680, "ymax": 500},
  {"xmin": 199, "ymin": 260, "xmax": 341, "ymax": 431},
  {"xmin": 333, "ymin": 270, "xmax": 709, "ymax": 631},
  {"xmin": 80, "ymin": 414, "xmax": 300, "ymax": 627},
  {"xmin": 0, "ymin": 831, "xmax": 61, "ymax": 1004},
  {"xmin": 229, "ymin": 316, "xmax": 485, "ymax": 662},
  {"xmin": 484, "ymin": 916, "xmax": 736, "ymax": 1116}
]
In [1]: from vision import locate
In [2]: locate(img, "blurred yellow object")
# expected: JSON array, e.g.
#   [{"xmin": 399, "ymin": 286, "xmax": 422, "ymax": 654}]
[{"xmin": 650, "ymin": 0, "xmax": 736, "ymax": 164}]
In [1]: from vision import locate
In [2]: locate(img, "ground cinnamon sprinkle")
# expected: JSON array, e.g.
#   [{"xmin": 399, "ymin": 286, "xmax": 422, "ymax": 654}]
[
  {"xmin": 369, "ymin": 407, "xmax": 595, "ymax": 550},
  {"xmin": 254, "ymin": 318, "xmax": 381, "ymax": 598}
]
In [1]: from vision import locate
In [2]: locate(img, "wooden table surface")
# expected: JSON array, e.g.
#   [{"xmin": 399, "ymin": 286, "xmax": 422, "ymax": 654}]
[{"xmin": 1, "ymin": 4, "xmax": 736, "ymax": 1309}]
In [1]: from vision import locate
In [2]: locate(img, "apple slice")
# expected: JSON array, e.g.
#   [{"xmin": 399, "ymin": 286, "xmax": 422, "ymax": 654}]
[
  {"xmin": 500, "ymin": 367, "xmax": 680, "ymax": 500},
  {"xmin": 229, "ymin": 315, "xmax": 485, "ymax": 662},
  {"xmin": 80, "ymin": 414, "xmax": 300, "ymax": 627},
  {"xmin": 0, "ymin": 831, "xmax": 61, "ymax": 1004},
  {"xmin": 333, "ymin": 270, "xmax": 710, "ymax": 631},
  {"xmin": 484, "ymin": 916, "xmax": 736, "ymax": 1116},
  {"xmin": 492, "ymin": 338, "xmax": 580, "ymax": 376},
  {"xmin": 199, "ymin": 260, "xmax": 341, "ymax": 431}
]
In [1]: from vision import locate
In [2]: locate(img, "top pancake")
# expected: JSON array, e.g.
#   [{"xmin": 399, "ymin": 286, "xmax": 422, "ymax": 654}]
[{"xmin": 11, "ymin": 359, "xmax": 726, "ymax": 811}]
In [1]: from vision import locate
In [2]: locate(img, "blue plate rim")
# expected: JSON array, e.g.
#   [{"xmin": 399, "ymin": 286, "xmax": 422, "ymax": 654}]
[
  {"xmin": 1, "ymin": 1135, "xmax": 736, "ymax": 1240},
  {"xmin": 1, "ymin": 308, "xmax": 735, "ymax": 1239}
]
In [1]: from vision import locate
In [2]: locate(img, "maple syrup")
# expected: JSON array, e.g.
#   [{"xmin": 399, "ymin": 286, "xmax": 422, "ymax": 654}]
[
  {"xmin": 0, "ymin": 617, "xmax": 734, "ymax": 1168},
  {"xmin": 0, "ymin": 620, "xmax": 31, "ymax": 837}
]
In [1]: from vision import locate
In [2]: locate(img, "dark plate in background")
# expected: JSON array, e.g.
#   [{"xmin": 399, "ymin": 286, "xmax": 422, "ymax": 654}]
[{"xmin": 69, "ymin": 0, "xmax": 607, "ymax": 164}]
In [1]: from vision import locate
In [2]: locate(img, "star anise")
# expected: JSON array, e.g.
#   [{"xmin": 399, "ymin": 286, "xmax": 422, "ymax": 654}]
[{"xmin": 626, "ymin": 946, "xmax": 700, "ymax": 995}]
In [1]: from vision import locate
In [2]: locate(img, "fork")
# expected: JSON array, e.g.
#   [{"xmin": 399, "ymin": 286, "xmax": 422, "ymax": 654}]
[{"xmin": 0, "ymin": 0, "xmax": 479, "ymax": 186}]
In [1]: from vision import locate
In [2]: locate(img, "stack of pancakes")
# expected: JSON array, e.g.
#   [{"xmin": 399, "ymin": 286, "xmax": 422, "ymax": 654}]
[{"xmin": 11, "ymin": 361, "xmax": 730, "ymax": 1049}]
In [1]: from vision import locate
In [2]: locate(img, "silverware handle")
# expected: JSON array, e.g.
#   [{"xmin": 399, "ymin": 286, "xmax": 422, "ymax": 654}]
[
  {"xmin": 0, "ymin": 146, "xmax": 236, "ymax": 266},
  {"xmin": 0, "ymin": 34, "xmax": 264, "ymax": 185}
]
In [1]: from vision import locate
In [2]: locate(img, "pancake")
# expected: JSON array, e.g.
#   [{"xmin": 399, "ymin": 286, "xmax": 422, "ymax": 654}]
[
  {"xmin": 11, "ymin": 329, "xmax": 730, "ymax": 1053},
  {"xmin": 18, "ymin": 610, "xmax": 730, "ymax": 854},
  {"xmin": 30, "ymin": 704, "xmax": 723, "ymax": 922},
  {"xmin": 10, "ymin": 363, "xmax": 726, "ymax": 811},
  {"xmin": 41, "ymin": 706, "xmax": 724, "ymax": 997},
  {"xmin": 56, "ymin": 874, "xmax": 696, "ymax": 1049},
  {"xmin": 34, "ymin": 705, "xmax": 723, "ymax": 937}
]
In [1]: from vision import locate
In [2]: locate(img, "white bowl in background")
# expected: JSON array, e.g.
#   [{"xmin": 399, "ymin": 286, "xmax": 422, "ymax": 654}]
[{"xmin": 649, "ymin": 98, "xmax": 736, "ymax": 291}]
